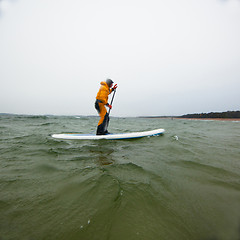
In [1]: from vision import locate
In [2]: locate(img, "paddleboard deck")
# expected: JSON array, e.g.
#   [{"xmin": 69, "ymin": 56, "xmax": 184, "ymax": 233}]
[{"xmin": 52, "ymin": 128, "xmax": 165, "ymax": 140}]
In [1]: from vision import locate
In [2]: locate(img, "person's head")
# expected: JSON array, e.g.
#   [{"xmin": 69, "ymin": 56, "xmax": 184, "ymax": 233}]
[{"xmin": 106, "ymin": 79, "xmax": 113, "ymax": 87}]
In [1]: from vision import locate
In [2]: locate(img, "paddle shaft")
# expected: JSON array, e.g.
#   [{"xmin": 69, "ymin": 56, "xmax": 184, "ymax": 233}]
[
  {"xmin": 102, "ymin": 89, "xmax": 116, "ymax": 133},
  {"xmin": 108, "ymin": 89, "xmax": 116, "ymax": 115}
]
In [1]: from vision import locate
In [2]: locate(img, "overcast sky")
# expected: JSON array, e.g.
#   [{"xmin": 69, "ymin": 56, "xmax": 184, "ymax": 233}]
[{"xmin": 0, "ymin": 0, "xmax": 240, "ymax": 116}]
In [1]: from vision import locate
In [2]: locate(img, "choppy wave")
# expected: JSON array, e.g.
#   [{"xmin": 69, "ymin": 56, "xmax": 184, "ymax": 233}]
[{"xmin": 0, "ymin": 115, "xmax": 240, "ymax": 240}]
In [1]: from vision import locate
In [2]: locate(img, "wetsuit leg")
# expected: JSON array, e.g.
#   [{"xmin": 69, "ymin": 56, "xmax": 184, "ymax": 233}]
[{"xmin": 95, "ymin": 100, "xmax": 108, "ymax": 135}]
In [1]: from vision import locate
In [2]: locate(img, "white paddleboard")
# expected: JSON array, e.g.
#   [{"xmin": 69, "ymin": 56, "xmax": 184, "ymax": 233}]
[{"xmin": 52, "ymin": 128, "xmax": 165, "ymax": 140}]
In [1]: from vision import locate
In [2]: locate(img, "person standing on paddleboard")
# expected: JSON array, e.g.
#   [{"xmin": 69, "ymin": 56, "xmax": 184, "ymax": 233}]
[{"xmin": 95, "ymin": 79, "xmax": 118, "ymax": 135}]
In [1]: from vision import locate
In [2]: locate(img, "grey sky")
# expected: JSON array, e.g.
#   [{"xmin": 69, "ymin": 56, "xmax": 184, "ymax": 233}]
[{"xmin": 0, "ymin": 0, "xmax": 240, "ymax": 116}]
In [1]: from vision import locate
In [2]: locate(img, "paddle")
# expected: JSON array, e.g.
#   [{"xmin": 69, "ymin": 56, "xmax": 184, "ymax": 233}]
[
  {"xmin": 108, "ymin": 89, "xmax": 116, "ymax": 115},
  {"xmin": 103, "ymin": 89, "xmax": 116, "ymax": 133}
]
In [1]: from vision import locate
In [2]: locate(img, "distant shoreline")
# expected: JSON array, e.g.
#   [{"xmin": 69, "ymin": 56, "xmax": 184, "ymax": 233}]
[
  {"xmin": 140, "ymin": 117, "xmax": 240, "ymax": 121},
  {"xmin": 140, "ymin": 110, "xmax": 240, "ymax": 121},
  {"xmin": 174, "ymin": 118, "xmax": 240, "ymax": 122}
]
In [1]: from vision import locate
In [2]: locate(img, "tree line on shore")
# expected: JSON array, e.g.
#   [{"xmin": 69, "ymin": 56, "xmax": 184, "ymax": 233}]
[{"xmin": 179, "ymin": 111, "xmax": 240, "ymax": 119}]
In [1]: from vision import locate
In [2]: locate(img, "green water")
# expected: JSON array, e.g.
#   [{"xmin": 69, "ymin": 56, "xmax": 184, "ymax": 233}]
[{"xmin": 0, "ymin": 115, "xmax": 240, "ymax": 240}]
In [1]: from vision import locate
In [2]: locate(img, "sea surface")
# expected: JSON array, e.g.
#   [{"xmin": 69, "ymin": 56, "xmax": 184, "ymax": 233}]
[{"xmin": 0, "ymin": 115, "xmax": 240, "ymax": 240}]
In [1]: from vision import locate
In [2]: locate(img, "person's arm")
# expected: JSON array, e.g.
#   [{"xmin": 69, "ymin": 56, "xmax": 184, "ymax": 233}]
[{"xmin": 100, "ymin": 88, "xmax": 109, "ymax": 105}]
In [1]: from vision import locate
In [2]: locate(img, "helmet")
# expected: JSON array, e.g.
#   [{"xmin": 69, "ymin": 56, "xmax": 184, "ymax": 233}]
[{"xmin": 106, "ymin": 78, "xmax": 114, "ymax": 87}]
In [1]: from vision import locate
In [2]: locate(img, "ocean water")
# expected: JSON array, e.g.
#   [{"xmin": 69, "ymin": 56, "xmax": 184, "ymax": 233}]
[{"xmin": 0, "ymin": 115, "xmax": 240, "ymax": 240}]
